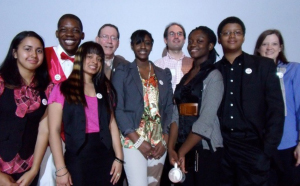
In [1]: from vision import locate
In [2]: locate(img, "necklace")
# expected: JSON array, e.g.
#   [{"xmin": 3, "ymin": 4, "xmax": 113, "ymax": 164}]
[{"xmin": 137, "ymin": 62, "xmax": 151, "ymax": 89}]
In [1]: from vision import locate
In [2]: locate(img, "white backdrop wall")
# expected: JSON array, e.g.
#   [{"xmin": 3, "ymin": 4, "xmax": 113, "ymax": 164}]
[{"xmin": 1, "ymin": 0, "xmax": 300, "ymax": 63}]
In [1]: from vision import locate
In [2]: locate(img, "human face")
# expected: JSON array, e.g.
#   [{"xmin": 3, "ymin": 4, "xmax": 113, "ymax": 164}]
[
  {"xmin": 218, "ymin": 23, "xmax": 244, "ymax": 53},
  {"xmin": 164, "ymin": 25, "xmax": 185, "ymax": 51},
  {"xmin": 96, "ymin": 26, "xmax": 119, "ymax": 59},
  {"xmin": 56, "ymin": 18, "xmax": 84, "ymax": 56},
  {"xmin": 13, "ymin": 37, "xmax": 44, "ymax": 74},
  {"xmin": 188, "ymin": 30, "xmax": 213, "ymax": 61},
  {"xmin": 258, "ymin": 34, "xmax": 282, "ymax": 62},
  {"xmin": 131, "ymin": 35, "xmax": 153, "ymax": 62},
  {"xmin": 83, "ymin": 53, "xmax": 102, "ymax": 76}
]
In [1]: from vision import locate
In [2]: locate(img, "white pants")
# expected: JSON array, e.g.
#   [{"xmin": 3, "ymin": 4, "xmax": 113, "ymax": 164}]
[{"xmin": 123, "ymin": 148, "xmax": 166, "ymax": 186}]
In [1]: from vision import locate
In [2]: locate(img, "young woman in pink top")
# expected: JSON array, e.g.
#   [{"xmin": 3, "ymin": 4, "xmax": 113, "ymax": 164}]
[{"xmin": 48, "ymin": 41, "xmax": 123, "ymax": 186}]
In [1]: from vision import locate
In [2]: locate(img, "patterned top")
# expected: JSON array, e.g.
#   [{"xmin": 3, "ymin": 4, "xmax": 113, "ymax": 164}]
[
  {"xmin": 0, "ymin": 75, "xmax": 53, "ymax": 174},
  {"xmin": 121, "ymin": 74, "xmax": 164, "ymax": 148}
]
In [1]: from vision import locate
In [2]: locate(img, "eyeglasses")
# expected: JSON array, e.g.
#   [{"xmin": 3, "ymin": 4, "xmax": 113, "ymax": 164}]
[
  {"xmin": 220, "ymin": 30, "xmax": 243, "ymax": 37},
  {"xmin": 99, "ymin": 35, "xmax": 119, "ymax": 41},
  {"xmin": 168, "ymin": 31, "xmax": 183, "ymax": 37}
]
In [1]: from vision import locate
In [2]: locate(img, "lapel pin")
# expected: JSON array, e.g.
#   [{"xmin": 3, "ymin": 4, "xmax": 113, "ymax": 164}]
[
  {"xmin": 245, "ymin": 68, "xmax": 252, "ymax": 74},
  {"xmin": 54, "ymin": 74, "xmax": 61, "ymax": 81},
  {"xmin": 42, "ymin": 99, "xmax": 48, "ymax": 105},
  {"xmin": 96, "ymin": 93, "xmax": 103, "ymax": 99},
  {"xmin": 113, "ymin": 68, "xmax": 115, "ymax": 72},
  {"xmin": 159, "ymin": 80, "xmax": 163, "ymax": 85},
  {"xmin": 277, "ymin": 72, "xmax": 283, "ymax": 78}
]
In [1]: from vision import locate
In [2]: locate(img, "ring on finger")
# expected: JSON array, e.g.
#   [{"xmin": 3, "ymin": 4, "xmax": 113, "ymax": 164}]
[{"xmin": 116, "ymin": 173, "xmax": 120, "ymax": 177}]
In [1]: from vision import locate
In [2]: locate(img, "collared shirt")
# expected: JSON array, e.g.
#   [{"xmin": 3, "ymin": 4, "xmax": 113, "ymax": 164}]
[
  {"xmin": 218, "ymin": 53, "xmax": 255, "ymax": 134},
  {"xmin": 154, "ymin": 52, "xmax": 192, "ymax": 92},
  {"xmin": 53, "ymin": 45, "xmax": 74, "ymax": 78},
  {"xmin": 105, "ymin": 57, "xmax": 114, "ymax": 70},
  {"xmin": 277, "ymin": 61, "xmax": 300, "ymax": 149}
]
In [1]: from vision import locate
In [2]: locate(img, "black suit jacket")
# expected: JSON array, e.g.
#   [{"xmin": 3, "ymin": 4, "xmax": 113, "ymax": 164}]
[
  {"xmin": 112, "ymin": 60, "xmax": 173, "ymax": 136},
  {"xmin": 215, "ymin": 52, "xmax": 284, "ymax": 157}
]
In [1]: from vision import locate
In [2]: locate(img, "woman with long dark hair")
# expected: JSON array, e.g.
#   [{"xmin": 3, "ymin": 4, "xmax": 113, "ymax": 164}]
[
  {"xmin": 48, "ymin": 41, "xmax": 123, "ymax": 186},
  {"xmin": 0, "ymin": 31, "xmax": 51, "ymax": 186}
]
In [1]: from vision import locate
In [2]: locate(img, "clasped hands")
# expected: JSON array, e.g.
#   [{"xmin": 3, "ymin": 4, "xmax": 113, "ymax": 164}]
[{"xmin": 138, "ymin": 140, "xmax": 166, "ymax": 160}]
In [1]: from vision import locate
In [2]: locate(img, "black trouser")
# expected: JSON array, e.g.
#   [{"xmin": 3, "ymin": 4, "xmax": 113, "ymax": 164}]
[
  {"xmin": 268, "ymin": 146, "xmax": 300, "ymax": 186},
  {"xmin": 221, "ymin": 132, "xmax": 270, "ymax": 186},
  {"xmin": 174, "ymin": 144, "xmax": 223, "ymax": 186}
]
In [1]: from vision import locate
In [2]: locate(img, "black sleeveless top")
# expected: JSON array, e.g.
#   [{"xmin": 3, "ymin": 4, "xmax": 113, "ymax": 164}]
[{"xmin": 174, "ymin": 60, "xmax": 215, "ymax": 143}]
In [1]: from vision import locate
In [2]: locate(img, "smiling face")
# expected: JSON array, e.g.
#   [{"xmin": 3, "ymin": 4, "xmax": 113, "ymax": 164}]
[
  {"xmin": 83, "ymin": 53, "xmax": 102, "ymax": 77},
  {"xmin": 13, "ymin": 36, "xmax": 44, "ymax": 74},
  {"xmin": 164, "ymin": 25, "xmax": 185, "ymax": 51},
  {"xmin": 96, "ymin": 26, "xmax": 119, "ymax": 59},
  {"xmin": 187, "ymin": 30, "xmax": 213, "ymax": 61},
  {"xmin": 218, "ymin": 23, "xmax": 244, "ymax": 53},
  {"xmin": 131, "ymin": 35, "xmax": 153, "ymax": 62},
  {"xmin": 56, "ymin": 18, "xmax": 84, "ymax": 56},
  {"xmin": 258, "ymin": 34, "xmax": 282, "ymax": 62}
]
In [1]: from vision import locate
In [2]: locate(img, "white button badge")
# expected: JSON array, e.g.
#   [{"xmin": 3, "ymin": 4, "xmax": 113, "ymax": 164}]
[
  {"xmin": 42, "ymin": 99, "xmax": 48, "ymax": 105},
  {"xmin": 54, "ymin": 74, "xmax": 61, "ymax": 81},
  {"xmin": 96, "ymin": 93, "xmax": 103, "ymax": 99},
  {"xmin": 245, "ymin": 68, "xmax": 252, "ymax": 74}
]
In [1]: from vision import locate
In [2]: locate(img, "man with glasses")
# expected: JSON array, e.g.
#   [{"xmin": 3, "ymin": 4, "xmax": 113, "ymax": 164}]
[
  {"xmin": 96, "ymin": 24, "xmax": 128, "ymax": 79},
  {"xmin": 215, "ymin": 16, "xmax": 285, "ymax": 185},
  {"xmin": 154, "ymin": 22, "xmax": 193, "ymax": 92}
]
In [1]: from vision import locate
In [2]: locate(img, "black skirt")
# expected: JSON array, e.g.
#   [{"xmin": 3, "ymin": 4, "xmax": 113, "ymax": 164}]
[{"xmin": 64, "ymin": 132, "xmax": 115, "ymax": 186}]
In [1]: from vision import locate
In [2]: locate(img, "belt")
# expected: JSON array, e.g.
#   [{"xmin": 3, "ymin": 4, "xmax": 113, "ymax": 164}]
[{"xmin": 179, "ymin": 103, "xmax": 198, "ymax": 116}]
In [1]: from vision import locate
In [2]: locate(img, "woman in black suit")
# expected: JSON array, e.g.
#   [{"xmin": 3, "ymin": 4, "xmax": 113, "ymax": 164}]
[{"xmin": 112, "ymin": 30, "xmax": 173, "ymax": 186}]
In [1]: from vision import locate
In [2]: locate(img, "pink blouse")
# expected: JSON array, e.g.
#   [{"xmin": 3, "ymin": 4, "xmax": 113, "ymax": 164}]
[{"xmin": 48, "ymin": 84, "xmax": 100, "ymax": 133}]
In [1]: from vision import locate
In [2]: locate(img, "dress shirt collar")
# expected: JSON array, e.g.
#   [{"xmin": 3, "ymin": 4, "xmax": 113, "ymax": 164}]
[{"xmin": 166, "ymin": 52, "xmax": 185, "ymax": 61}]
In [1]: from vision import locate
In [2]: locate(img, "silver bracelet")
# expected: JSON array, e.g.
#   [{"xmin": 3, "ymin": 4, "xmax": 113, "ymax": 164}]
[
  {"xmin": 133, "ymin": 136, "xmax": 145, "ymax": 149},
  {"xmin": 162, "ymin": 139, "xmax": 167, "ymax": 150},
  {"xmin": 55, "ymin": 166, "xmax": 66, "ymax": 173}
]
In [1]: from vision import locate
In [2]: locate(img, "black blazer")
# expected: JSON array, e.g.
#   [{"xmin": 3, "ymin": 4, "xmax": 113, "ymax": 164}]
[
  {"xmin": 215, "ymin": 52, "xmax": 284, "ymax": 157},
  {"xmin": 62, "ymin": 82, "xmax": 112, "ymax": 154},
  {"xmin": 112, "ymin": 60, "xmax": 173, "ymax": 136}
]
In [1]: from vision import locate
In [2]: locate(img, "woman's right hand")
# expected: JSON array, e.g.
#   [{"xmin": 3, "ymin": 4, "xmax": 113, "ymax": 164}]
[
  {"xmin": 138, "ymin": 141, "xmax": 155, "ymax": 159},
  {"xmin": 168, "ymin": 149, "xmax": 179, "ymax": 166},
  {"xmin": 56, "ymin": 169, "xmax": 73, "ymax": 186},
  {"xmin": 0, "ymin": 172, "xmax": 18, "ymax": 186}
]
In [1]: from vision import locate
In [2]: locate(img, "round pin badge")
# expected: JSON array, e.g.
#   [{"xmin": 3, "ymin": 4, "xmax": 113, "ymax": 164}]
[
  {"xmin": 245, "ymin": 68, "xmax": 252, "ymax": 74},
  {"xmin": 54, "ymin": 74, "xmax": 61, "ymax": 81},
  {"xmin": 42, "ymin": 99, "xmax": 48, "ymax": 105},
  {"xmin": 159, "ymin": 80, "xmax": 163, "ymax": 85},
  {"xmin": 277, "ymin": 72, "xmax": 283, "ymax": 78},
  {"xmin": 96, "ymin": 93, "xmax": 103, "ymax": 99}
]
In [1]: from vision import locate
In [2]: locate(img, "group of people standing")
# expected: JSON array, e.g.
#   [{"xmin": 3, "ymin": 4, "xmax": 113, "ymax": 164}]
[{"xmin": 0, "ymin": 13, "xmax": 299, "ymax": 186}]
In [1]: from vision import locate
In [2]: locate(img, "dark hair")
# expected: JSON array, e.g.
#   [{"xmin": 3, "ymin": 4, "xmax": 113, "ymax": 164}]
[
  {"xmin": 130, "ymin": 30, "xmax": 154, "ymax": 46},
  {"xmin": 217, "ymin": 16, "xmax": 246, "ymax": 38},
  {"xmin": 0, "ymin": 31, "xmax": 50, "ymax": 91},
  {"xmin": 189, "ymin": 26, "xmax": 219, "ymax": 63},
  {"xmin": 254, "ymin": 29, "xmax": 288, "ymax": 64},
  {"xmin": 60, "ymin": 41, "xmax": 115, "ymax": 111},
  {"xmin": 97, "ymin": 24, "xmax": 120, "ymax": 39},
  {"xmin": 163, "ymin": 22, "xmax": 186, "ymax": 39},
  {"xmin": 57, "ymin": 14, "xmax": 83, "ymax": 31}
]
